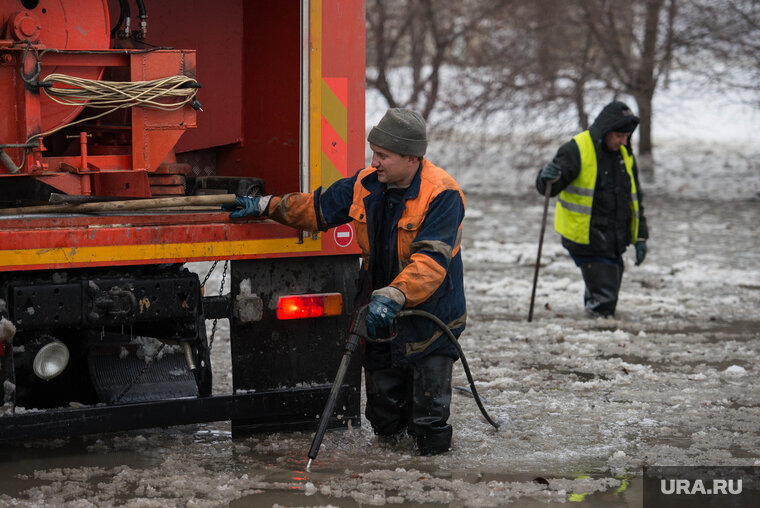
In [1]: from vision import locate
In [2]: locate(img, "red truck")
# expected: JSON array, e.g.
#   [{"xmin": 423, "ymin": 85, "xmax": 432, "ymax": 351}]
[{"xmin": 0, "ymin": 0, "xmax": 366, "ymax": 440}]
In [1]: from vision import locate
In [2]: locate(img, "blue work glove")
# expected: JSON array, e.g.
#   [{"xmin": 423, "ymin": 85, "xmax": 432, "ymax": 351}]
[
  {"xmin": 540, "ymin": 161, "xmax": 561, "ymax": 181},
  {"xmin": 635, "ymin": 240, "xmax": 647, "ymax": 266},
  {"xmin": 366, "ymin": 294, "xmax": 403, "ymax": 339},
  {"xmin": 223, "ymin": 195, "xmax": 271, "ymax": 219}
]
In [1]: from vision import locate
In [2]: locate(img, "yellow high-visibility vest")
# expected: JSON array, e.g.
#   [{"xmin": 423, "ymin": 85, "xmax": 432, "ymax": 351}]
[{"xmin": 554, "ymin": 130, "xmax": 640, "ymax": 244}]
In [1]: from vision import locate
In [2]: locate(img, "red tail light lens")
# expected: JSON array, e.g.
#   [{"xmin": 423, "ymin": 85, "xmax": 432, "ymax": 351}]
[{"xmin": 276, "ymin": 293, "xmax": 343, "ymax": 320}]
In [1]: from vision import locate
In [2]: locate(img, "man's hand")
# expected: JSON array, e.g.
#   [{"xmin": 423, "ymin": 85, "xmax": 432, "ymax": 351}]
[
  {"xmin": 540, "ymin": 161, "xmax": 561, "ymax": 181},
  {"xmin": 223, "ymin": 195, "xmax": 272, "ymax": 219},
  {"xmin": 635, "ymin": 240, "xmax": 647, "ymax": 266},
  {"xmin": 366, "ymin": 288, "xmax": 405, "ymax": 339}
]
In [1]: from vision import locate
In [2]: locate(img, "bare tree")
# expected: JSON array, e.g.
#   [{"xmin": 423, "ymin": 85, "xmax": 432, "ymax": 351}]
[
  {"xmin": 571, "ymin": 0, "xmax": 679, "ymax": 179},
  {"xmin": 366, "ymin": 0, "xmax": 510, "ymax": 119},
  {"xmin": 414, "ymin": 0, "xmax": 682, "ymax": 179},
  {"xmin": 579, "ymin": 0, "xmax": 760, "ymax": 178},
  {"xmin": 366, "ymin": 0, "xmax": 760, "ymax": 180},
  {"xmin": 675, "ymin": 0, "xmax": 760, "ymax": 100}
]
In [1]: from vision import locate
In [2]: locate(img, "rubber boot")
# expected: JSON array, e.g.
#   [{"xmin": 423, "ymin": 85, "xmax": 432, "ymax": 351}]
[
  {"xmin": 409, "ymin": 355, "xmax": 453, "ymax": 456},
  {"xmin": 364, "ymin": 365, "xmax": 408, "ymax": 437},
  {"xmin": 579, "ymin": 261, "xmax": 624, "ymax": 317}
]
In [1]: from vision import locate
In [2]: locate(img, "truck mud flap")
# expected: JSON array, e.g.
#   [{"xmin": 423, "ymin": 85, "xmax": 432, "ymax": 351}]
[
  {"xmin": 88, "ymin": 349, "xmax": 197, "ymax": 403},
  {"xmin": 230, "ymin": 255, "xmax": 361, "ymax": 438},
  {"xmin": 0, "ymin": 386, "xmax": 356, "ymax": 443}
]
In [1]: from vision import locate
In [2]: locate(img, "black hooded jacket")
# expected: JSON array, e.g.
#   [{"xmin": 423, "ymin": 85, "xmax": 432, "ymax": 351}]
[{"xmin": 536, "ymin": 101, "xmax": 649, "ymax": 258}]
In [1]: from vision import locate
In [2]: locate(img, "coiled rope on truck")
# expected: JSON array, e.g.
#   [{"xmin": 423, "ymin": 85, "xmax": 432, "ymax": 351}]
[
  {"xmin": 26, "ymin": 73, "xmax": 201, "ymax": 144},
  {"xmin": 41, "ymin": 73, "xmax": 199, "ymax": 111},
  {"xmin": 4, "ymin": 41, "xmax": 200, "ymax": 171}
]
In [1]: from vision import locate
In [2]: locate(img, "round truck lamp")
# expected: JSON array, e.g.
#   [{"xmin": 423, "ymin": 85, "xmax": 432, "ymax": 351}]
[{"xmin": 32, "ymin": 339, "xmax": 70, "ymax": 380}]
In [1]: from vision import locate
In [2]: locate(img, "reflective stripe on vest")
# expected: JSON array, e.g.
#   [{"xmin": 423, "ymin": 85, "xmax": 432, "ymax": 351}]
[{"xmin": 555, "ymin": 130, "xmax": 639, "ymax": 244}]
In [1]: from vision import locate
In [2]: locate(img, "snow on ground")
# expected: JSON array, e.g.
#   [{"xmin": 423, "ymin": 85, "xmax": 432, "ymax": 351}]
[
  {"xmin": 0, "ymin": 79, "xmax": 758, "ymax": 506},
  {"xmin": 4, "ymin": 193, "xmax": 754, "ymax": 507}
]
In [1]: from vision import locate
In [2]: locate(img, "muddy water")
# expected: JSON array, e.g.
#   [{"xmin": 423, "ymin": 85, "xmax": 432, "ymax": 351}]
[
  {"xmin": 0, "ymin": 194, "xmax": 757, "ymax": 507},
  {"xmin": 0, "ymin": 425, "xmax": 645, "ymax": 506}
]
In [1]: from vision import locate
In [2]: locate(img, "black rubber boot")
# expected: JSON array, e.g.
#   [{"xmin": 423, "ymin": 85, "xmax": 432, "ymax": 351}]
[
  {"xmin": 417, "ymin": 427, "xmax": 453, "ymax": 456},
  {"xmin": 409, "ymin": 355, "xmax": 453, "ymax": 456},
  {"xmin": 579, "ymin": 261, "xmax": 624, "ymax": 317},
  {"xmin": 364, "ymin": 366, "xmax": 409, "ymax": 436},
  {"xmin": 365, "ymin": 355, "xmax": 454, "ymax": 455}
]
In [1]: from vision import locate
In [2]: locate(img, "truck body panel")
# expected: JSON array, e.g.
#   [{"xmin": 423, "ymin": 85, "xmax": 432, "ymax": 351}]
[
  {"xmin": 0, "ymin": 0, "xmax": 366, "ymax": 441},
  {"xmin": 0, "ymin": 0, "xmax": 365, "ymax": 267}
]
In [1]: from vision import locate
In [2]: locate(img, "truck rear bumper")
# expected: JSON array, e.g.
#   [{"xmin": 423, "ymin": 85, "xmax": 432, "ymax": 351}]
[{"xmin": 0, "ymin": 385, "xmax": 359, "ymax": 442}]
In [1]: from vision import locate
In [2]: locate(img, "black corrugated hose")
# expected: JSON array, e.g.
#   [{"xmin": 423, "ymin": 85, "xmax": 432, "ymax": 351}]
[
  {"xmin": 307, "ymin": 307, "xmax": 501, "ymax": 470},
  {"xmin": 398, "ymin": 309, "xmax": 501, "ymax": 430}
]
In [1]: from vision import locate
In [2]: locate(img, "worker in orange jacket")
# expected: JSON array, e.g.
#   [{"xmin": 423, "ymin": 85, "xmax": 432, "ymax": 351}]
[{"xmin": 227, "ymin": 108, "xmax": 466, "ymax": 455}]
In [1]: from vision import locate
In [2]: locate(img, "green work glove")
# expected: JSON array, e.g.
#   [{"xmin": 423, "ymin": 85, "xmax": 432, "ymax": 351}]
[
  {"xmin": 635, "ymin": 240, "xmax": 647, "ymax": 266},
  {"xmin": 366, "ymin": 294, "xmax": 403, "ymax": 339},
  {"xmin": 223, "ymin": 195, "xmax": 272, "ymax": 219},
  {"xmin": 540, "ymin": 161, "xmax": 561, "ymax": 181}
]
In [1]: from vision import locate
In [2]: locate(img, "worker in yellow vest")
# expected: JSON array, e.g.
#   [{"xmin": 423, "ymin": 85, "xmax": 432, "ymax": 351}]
[{"xmin": 536, "ymin": 101, "xmax": 649, "ymax": 318}]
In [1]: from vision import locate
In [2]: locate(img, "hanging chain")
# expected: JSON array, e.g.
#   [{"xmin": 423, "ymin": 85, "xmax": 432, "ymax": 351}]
[
  {"xmin": 200, "ymin": 260, "xmax": 228, "ymax": 352},
  {"xmin": 200, "ymin": 260, "xmax": 219, "ymax": 289}
]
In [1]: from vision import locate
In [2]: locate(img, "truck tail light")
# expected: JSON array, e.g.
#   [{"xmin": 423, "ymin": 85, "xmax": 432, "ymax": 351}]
[{"xmin": 276, "ymin": 293, "xmax": 343, "ymax": 320}]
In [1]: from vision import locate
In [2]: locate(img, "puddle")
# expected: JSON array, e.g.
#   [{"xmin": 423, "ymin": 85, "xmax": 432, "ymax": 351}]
[{"xmin": 1, "ymin": 194, "xmax": 758, "ymax": 506}]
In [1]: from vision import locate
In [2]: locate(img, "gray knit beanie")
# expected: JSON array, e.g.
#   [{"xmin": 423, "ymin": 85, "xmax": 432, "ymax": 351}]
[{"xmin": 367, "ymin": 108, "xmax": 427, "ymax": 156}]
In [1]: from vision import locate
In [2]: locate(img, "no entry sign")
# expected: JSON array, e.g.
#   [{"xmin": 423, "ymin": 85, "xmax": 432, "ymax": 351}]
[{"xmin": 333, "ymin": 223, "xmax": 354, "ymax": 247}]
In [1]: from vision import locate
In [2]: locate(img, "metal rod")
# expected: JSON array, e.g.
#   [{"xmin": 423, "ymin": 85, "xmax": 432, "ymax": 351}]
[
  {"xmin": 306, "ymin": 334, "xmax": 359, "ymax": 471},
  {"xmin": 528, "ymin": 182, "xmax": 553, "ymax": 322},
  {"xmin": 306, "ymin": 306, "xmax": 367, "ymax": 470},
  {"xmin": 0, "ymin": 193, "xmax": 238, "ymax": 216}
]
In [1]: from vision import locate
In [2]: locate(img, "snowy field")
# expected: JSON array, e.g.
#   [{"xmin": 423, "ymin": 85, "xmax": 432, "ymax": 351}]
[{"xmin": 0, "ymin": 84, "xmax": 758, "ymax": 506}]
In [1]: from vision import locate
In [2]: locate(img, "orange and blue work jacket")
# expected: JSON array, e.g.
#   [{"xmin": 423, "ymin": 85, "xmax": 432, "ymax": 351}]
[{"xmin": 266, "ymin": 159, "xmax": 467, "ymax": 365}]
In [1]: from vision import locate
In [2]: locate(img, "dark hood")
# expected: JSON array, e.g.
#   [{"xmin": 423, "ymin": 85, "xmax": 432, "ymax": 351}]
[{"xmin": 589, "ymin": 101, "xmax": 640, "ymax": 141}]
